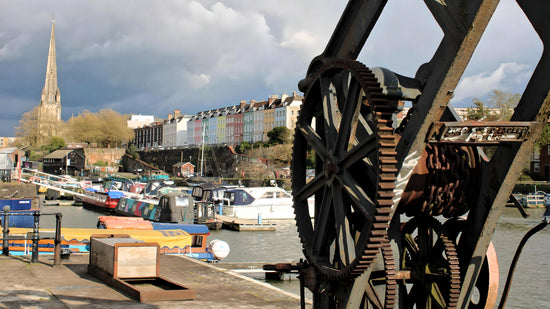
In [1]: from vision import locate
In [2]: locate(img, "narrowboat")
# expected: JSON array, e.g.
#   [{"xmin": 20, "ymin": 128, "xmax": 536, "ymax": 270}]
[
  {"xmin": 81, "ymin": 189, "xmax": 125, "ymax": 210},
  {"xmin": 3, "ymin": 227, "xmax": 228, "ymax": 261},
  {"xmin": 115, "ymin": 192, "xmax": 222, "ymax": 229},
  {"xmin": 97, "ymin": 215, "xmax": 229, "ymax": 261}
]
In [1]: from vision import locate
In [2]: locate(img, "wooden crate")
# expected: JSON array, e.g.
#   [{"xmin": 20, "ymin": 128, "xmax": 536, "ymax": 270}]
[
  {"xmin": 89, "ymin": 236, "xmax": 159, "ymax": 279},
  {"xmin": 88, "ymin": 235, "xmax": 195, "ymax": 302}
]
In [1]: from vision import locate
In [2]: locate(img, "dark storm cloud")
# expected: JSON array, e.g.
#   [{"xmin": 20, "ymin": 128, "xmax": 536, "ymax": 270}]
[{"xmin": 0, "ymin": 0, "xmax": 539, "ymax": 136}]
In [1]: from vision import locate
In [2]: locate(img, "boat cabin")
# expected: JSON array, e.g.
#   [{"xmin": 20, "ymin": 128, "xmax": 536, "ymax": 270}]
[
  {"xmin": 222, "ymin": 187, "xmax": 293, "ymax": 206},
  {"xmin": 191, "ymin": 183, "xmax": 237, "ymax": 203}
]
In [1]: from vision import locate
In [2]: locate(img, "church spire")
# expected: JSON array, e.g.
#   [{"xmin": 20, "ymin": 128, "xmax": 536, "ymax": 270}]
[
  {"xmin": 38, "ymin": 18, "xmax": 61, "ymax": 142},
  {"xmin": 41, "ymin": 18, "xmax": 59, "ymax": 104}
]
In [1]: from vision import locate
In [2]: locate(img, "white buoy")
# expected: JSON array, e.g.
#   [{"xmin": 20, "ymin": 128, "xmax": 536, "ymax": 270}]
[{"xmin": 208, "ymin": 239, "xmax": 230, "ymax": 260}]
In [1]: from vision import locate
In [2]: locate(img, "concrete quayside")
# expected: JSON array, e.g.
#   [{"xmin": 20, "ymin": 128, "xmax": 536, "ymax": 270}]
[{"xmin": 0, "ymin": 252, "xmax": 311, "ymax": 308}]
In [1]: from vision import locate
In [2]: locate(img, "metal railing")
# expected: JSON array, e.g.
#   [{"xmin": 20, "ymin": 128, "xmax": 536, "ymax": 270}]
[
  {"xmin": 0, "ymin": 206, "xmax": 63, "ymax": 265},
  {"xmin": 17, "ymin": 168, "xmax": 87, "ymax": 198}
]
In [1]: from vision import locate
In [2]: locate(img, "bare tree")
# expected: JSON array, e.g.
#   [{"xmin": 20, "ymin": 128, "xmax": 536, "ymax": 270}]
[
  {"xmin": 15, "ymin": 106, "xmax": 40, "ymax": 146},
  {"xmin": 487, "ymin": 89, "xmax": 520, "ymax": 121}
]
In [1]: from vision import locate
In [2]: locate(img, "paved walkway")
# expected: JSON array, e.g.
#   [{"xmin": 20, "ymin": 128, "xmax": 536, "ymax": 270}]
[{"xmin": 0, "ymin": 253, "xmax": 309, "ymax": 308}]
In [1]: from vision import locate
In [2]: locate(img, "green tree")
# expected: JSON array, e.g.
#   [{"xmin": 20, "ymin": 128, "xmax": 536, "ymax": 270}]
[
  {"xmin": 127, "ymin": 144, "xmax": 140, "ymax": 160},
  {"xmin": 236, "ymin": 142, "xmax": 251, "ymax": 153},
  {"xmin": 253, "ymin": 141, "xmax": 267, "ymax": 149},
  {"xmin": 467, "ymin": 99, "xmax": 485, "ymax": 120},
  {"xmin": 41, "ymin": 136, "xmax": 66, "ymax": 153},
  {"xmin": 537, "ymin": 124, "xmax": 550, "ymax": 147},
  {"xmin": 267, "ymin": 126, "xmax": 292, "ymax": 145},
  {"xmin": 306, "ymin": 148, "xmax": 316, "ymax": 169}
]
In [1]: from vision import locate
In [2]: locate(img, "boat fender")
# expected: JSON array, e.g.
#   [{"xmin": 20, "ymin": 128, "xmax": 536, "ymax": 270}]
[{"xmin": 208, "ymin": 239, "xmax": 230, "ymax": 260}]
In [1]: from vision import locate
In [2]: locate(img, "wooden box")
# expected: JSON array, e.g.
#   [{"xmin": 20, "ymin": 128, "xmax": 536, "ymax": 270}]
[{"xmin": 89, "ymin": 236, "xmax": 159, "ymax": 278}]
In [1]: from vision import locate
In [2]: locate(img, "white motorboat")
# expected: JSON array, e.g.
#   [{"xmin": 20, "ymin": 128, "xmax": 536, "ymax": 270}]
[{"xmin": 220, "ymin": 186, "xmax": 314, "ymax": 220}]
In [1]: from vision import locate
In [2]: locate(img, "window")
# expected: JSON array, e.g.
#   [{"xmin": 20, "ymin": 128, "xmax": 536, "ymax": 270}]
[
  {"xmin": 192, "ymin": 235, "xmax": 204, "ymax": 248},
  {"xmin": 276, "ymin": 191, "xmax": 292, "ymax": 198},
  {"xmin": 260, "ymin": 192, "xmax": 274, "ymax": 199}
]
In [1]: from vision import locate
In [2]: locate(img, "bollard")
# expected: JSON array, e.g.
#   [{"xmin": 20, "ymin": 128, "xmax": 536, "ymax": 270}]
[
  {"xmin": 53, "ymin": 213, "xmax": 62, "ymax": 266},
  {"xmin": 31, "ymin": 210, "xmax": 40, "ymax": 263},
  {"xmin": 2, "ymin": 206, "xmax": 9, "ymax": 256}
]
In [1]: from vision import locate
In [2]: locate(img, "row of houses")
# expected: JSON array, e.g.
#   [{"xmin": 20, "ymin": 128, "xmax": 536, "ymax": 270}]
[{"xmin": 132, "ymin": 92, "xmax": 303, "ymax": 150}]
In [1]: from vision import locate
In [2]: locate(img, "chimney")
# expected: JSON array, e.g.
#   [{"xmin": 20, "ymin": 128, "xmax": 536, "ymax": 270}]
[
  {"xmin": 167, "ymin": 113, "xmax": 173, "ymax": 120},
  {"xmin": 174, "ymin": 109, "xmax": 181, "ymax": 118},
  {"xmin": 281, "ymin": 93, "xmax": 289, "ymax": 102},
  {"xmin": 240, "ymin": 100, "xmax": 247, "ymax": 108}
]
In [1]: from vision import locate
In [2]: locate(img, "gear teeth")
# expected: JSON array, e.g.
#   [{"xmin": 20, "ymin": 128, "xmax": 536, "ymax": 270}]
[
  {"xmin": 400, "ymin": 217, "xmax": 462, "ymax": 308},
  {"xmin": 292, "ymin": 58, "xmax": 399, "ymax": 282}
]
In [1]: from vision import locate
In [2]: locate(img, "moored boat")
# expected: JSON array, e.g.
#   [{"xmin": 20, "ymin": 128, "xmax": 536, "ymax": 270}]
[
  {"xmin": 81, "ymin": 189, "xmax": 125, "ymax": 210},
  {"xmin": 4, "ymin": 227, "xmax": 192, "ymax": 256},
  {"xmin": 115, "ymin": 192, "xmax": 222, "ymax": 229},
  {"xmin": 97, "ymin": 216, "xmax": 229, "ymax": 261},
  {"xmin": 220, "ymin": 186, "xmax": 314, "ymax": 220}
]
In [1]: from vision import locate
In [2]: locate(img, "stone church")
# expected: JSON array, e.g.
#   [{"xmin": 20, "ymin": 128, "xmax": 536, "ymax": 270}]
[{"xmin": 37, "ymin": 19, "xmax": 61, "ymax": 142}]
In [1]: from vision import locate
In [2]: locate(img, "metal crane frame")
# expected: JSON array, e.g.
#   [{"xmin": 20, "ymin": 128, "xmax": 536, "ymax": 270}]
[{"xmin": 294, "ymin": 0, "xmax": 550, "ymax": 307}]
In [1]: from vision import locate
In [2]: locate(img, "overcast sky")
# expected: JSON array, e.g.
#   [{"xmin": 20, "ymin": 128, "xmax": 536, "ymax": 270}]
[{"xmin": 0, "ymin": 0, "xmax": 542, "ymax": 136}]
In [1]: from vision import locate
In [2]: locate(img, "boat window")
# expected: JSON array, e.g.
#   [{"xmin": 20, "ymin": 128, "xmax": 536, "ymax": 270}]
[
  {"xmin": 225, "ymin": 192, "xmax": 235, "ymax": 203},
  {"xmin": 240, "ymin": 191, "xmax": 253, "ymax": 204},
  {"xmin": 192, "ymin": 235, "xmax": 204, "ymax": 248},
  {"xmin": 260, "ymin": 192, "xmax": 274, "ymax": 199},
  {"xmin": 175, "ymin": 196, "xmax": 190, "ymax": 207},
  {"xmin": 225, "ymin": 190, "xmax": 254, "ymax": 205},
  {"xmin": 192, "ymin": 187, "xmax": 202, "ymax": 198},
  {"xmin": 276, "ymin": 191, "xmax": 292, "ymax": 198},
  {"xmin": 202, "ymin": 190, "xmax": 212, "ymax": 201}
]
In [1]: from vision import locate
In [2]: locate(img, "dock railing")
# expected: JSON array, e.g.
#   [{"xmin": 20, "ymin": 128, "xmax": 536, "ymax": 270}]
[
  {"xmin": 17, "ymin": 168, "xmax": 87, "ymax": 199},
  {"xmin": 0, "ymin": 205, "xmax": 63, "ymax": 265}
]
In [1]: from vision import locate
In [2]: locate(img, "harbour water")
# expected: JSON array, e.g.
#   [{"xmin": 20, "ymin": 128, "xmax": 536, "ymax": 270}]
[{"xmin": 38, "ymin": 204, "xmax": 550, "ymax": 307}]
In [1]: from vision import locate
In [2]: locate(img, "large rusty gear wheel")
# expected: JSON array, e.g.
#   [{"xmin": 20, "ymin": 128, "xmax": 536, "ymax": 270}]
[
  {"xmin": 400, "ymin": 216, "xmax": 461, "ymax": 308},
  {"xmin": 443, "ymin": 218, "xmax": 499, "ymax": 309},
  {"xmin": 292, "ymin": 59, "xmax": 398, "ymax": 281},
  {"xmin": 360, "ymin": 235, "xmax": 398, "ymax": 308}
]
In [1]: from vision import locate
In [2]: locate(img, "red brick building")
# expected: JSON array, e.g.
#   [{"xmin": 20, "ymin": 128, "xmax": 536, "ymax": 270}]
[{"xmin": 172, "ymin": 162, "xmax": 194, "ymax": 177}]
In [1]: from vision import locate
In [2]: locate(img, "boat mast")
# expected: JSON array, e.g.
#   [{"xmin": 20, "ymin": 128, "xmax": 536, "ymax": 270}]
[{"xmin": 200, "ymin": 123, "xmax": 205, "ymax": 176}]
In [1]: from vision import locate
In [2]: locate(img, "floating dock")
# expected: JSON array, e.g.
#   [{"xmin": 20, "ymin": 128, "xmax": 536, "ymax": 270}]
[
  {"xmin": 0, "ymin": 253, "xmax": 308, "ymax": 308},
  {"xmin": 216, "ymin": 214, "xmax": 276, "ymax": 231}
]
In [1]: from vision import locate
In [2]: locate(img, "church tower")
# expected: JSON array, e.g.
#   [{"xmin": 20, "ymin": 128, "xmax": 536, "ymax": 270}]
[{"xmin": 37, "ymin": 18, "xmax": 61, "ymax": 142}]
